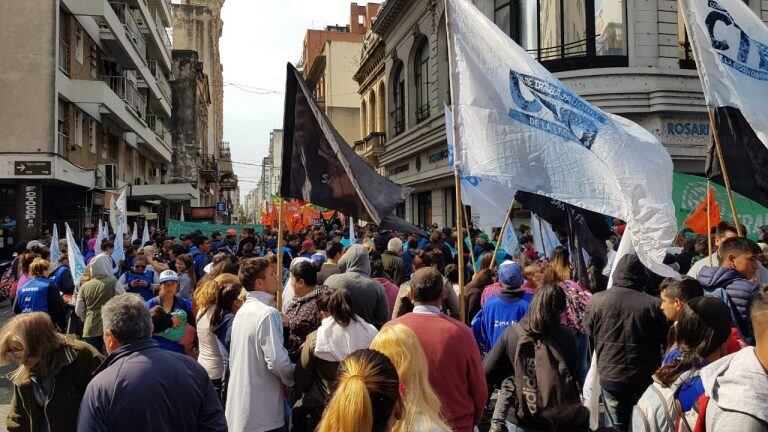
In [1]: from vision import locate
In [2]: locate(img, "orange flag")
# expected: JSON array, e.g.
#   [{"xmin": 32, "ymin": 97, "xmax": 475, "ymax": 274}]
[{"xmin": 684, "ymin": 186, "xmax": 721, "ymax": 234}]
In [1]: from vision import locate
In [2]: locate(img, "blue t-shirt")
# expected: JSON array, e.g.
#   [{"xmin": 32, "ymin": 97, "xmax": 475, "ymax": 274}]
[{"xmin": 471, "ymin": 292, "xmax": 530, "ymax": 351}]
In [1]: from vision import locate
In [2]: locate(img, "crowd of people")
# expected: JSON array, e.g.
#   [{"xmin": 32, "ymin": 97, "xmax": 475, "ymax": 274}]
[{"xmin": 0, "ymin": 219, "xmax": 766, "ymax": 432}]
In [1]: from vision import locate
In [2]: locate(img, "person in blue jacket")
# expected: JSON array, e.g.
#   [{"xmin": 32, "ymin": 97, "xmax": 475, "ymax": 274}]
[
  {"xmin": 148, "ymin": 270, "xmax": 194, "ymax": 326},
  {"xmin": 117, "ymin": 255, "xmax": 158, "ymax": 301},
  {"xmin": 49, "ymin": 253, "xmax": 75, "ymax": 295},
  {"xmin": 471, "ymin": 261, "xmax": 530, "ymax": 353},
  {"xmin": 14, "ymin": 257, "xmax": 66, "ymax": 329},
  {"xmin": 190, "ymin": 236, "xmax": 212, "ymax": 279}
]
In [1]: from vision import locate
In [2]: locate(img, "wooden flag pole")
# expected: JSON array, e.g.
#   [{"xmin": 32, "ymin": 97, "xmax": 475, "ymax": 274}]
[
  {"xmin": 276, "ymin": 198, "xmax": 285, "ymax": 310},
  {"xmin": 490, "ymin": 200, "xmax": 516, "ymax": 271},
  {"xmin": 445, "ymin": 1, "xmax": 467, "ymax": 323},
  {"xmin": 706, "ymin": 181, "xmax": 713, "ymax": 267},
  {"xmin": 707, "ymin": 107, "xmax": 742, "ymax": 237},
  {"xmin": 537, "ymin": 214, "xmax": 547, "ymax": 258},
  {"xmin": 462, "ymin": 204, "xmax": 476, "ymax": 271}
]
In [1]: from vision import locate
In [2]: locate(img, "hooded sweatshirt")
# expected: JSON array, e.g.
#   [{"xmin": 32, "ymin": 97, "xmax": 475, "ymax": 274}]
[
  {"xmin": 324, "ymin": 245, "xmax": 390, "ymax": 327},
  {"xmin": 701, "ymin": 347, "xmax": 768, "ymax": 431},
  {"xmin": 76, "ymin": 253, "xmax": 118, "ymax": 338}
]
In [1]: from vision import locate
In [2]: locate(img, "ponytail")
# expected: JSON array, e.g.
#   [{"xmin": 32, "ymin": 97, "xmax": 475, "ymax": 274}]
[
  {"xmin": 318, "ymin": 287, "xmax": 356, "ymax": 327},
  {"xmin": 317, "ymin": 349, "xmax": 400, "ymax": 432}
]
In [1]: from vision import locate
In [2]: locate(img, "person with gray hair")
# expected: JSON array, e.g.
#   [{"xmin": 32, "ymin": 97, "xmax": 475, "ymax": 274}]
[
  {"xmin": 381, "ymin": 237, "xmax": 406, "ymax": 286},
  {"xmin": 77, "ymin": 294, "xmax": 226, "ymax": 432}
]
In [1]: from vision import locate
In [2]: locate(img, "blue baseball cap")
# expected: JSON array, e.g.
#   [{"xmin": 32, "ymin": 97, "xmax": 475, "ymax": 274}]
[{"xmin": 498, "ymin": 261, "xmax": 523, "ymax": 287}]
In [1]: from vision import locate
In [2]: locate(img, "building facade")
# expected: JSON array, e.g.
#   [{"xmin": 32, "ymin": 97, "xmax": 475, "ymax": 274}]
[
  {"xmin": 358, "ymin": 0, "xmax": 768, "ymax": 228},
  {"xmin": 0, "ymin": 0, "xmax": 176, "ymax": 256}
]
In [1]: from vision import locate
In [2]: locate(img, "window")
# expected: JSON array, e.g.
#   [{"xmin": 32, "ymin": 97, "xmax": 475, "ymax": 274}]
[
  {"xmin": 57, "ymin": 100, "xmax": 68, "ymax": 155},
  {"xmin": 361, "ymin": 100, "xmax": 368, "ymax": 138},
  {"xmin": 108, "ymin": 135, "xmax": 119, "ymax": 162},
  {"xmin": 125, "ymin": 147, "xmax": 133, "ymax": 177},
  {"xmin": 391, "ymin": 63, "xmax": 405, "ymax": 136},
  {"xmin": 414, "ymin": 38, "xmax": 430, "ymax": 123},
  {"xmin": 89, "ymin": 118, "xmax": 97, "ymax": 153},
  {"xmin": 494, "ymin": 0, "xmax": 627, "ymax": 71},
  {"xmin": 415, "ymin": 191, "xmax": 432, "ymax": 228},
  {"xmin": 678, "ymin": 8, "xmax": 695, "ymax": 69},
  {"xmin": 75, "ymin": 28, "xmax": 84, "ymax": 63},
  {"xmin": 75, "ymin": 110, "xmax": 84, "ymax": 147},
  {"xmin": 101, "ymin": 131, "xmax": 109, "ymax": 160},
  {"xmin": 369, "ymin": 91, "xmax": 377, "ymax": 132}
]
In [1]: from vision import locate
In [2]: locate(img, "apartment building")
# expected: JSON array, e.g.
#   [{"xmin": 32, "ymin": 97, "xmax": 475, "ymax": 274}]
[{"xmin": 0, "ymin": 0, "xmax": 179, "ymax": 256}]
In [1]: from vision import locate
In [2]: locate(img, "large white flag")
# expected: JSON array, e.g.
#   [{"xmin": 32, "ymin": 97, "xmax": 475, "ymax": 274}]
[
  {"xmin": 445, "ymin": 0, "xmax": 677, "ymax": 277},
  {"xmin": 111, "ymin": 189, "xmax": 127, "ymax": 265},
  {"xmin": 446, "ymin": 104, "xmax": 517, "ymax": 229},
  {"xmin": 65, "ymin": 223, "xmax": 86, "ymax": 285},
  {"xmin": 680, "ymin": 0, "xmax": 768, "ymax": 147}
]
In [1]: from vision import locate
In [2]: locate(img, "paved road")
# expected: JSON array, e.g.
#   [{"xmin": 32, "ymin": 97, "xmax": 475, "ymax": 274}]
[{"xmin": 0, "ymin": 301, "xmax": 16, "ymax": 429}]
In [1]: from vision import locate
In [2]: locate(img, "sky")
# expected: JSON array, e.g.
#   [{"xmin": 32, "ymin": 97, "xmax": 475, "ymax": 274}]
[{"xmin": 219, "ymin": 0, "xmax": 358, "ymax": 199}]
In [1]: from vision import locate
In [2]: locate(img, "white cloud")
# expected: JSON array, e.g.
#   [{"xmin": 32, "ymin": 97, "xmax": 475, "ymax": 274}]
[{"xmin": 220, "ymin": 0, "xmax": 359, "ymax": 196}]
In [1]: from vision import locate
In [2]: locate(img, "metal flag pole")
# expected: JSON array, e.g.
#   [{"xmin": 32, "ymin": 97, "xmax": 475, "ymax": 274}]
[
  {"xmin": 707, "ymin": 181, "xmax": 713, "ymax": 266},
  {"xmin": 276, "ymin": 198, "xmax": 285, "ymax": 310},
  {"xmin": 444, "ymin": 0, "xmax": 467, "ymax": 323},
  {"xmin": 708, "ymin": 107, "xmax": 741, "ymax": 237},
  {"xmin": 489, "ymin": 200, "xmax": 516, "ymax": 271}
]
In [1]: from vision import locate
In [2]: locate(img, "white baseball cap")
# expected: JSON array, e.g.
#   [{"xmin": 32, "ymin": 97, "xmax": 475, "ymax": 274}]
[{"xmin": 158, "ymin": 270, "xmax": 179, "ymax": 284}]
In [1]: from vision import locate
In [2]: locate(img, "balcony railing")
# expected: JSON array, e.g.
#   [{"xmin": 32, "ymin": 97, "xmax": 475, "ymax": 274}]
[
  {"xmin": 146, "ymin": 114, "xmax": 170, "ymax": 145},
  {"xmin": 57, "ymin": 132, "xmax": 69, "ymax": 157},
  {"xmin": 416, "ymin": 103, "xmax": 430, "ymax": 123},
  {"xmin": 390, "ymin": 106, "xmax": 405, "ymax": 136},
  {"xmin": 102, "ymin": 75, "xmax": 147, "ymax": 119},
  {"xmin": 148, "ymin": 60, "xmax": 172, "ymax": 101},
  {"xmin": 149, "ymin": 7, "xmax": 172, "ymax": 52},
  {"xmin": 109, "ymin": 2, "xmax": 147, "ymax": 60},
  {"xmin": 58, "ymin": 39, "xmax": 69, "ymax": 75}
]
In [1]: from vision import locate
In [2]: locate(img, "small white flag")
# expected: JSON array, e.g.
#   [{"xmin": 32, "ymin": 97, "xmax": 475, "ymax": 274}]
[
  {"xmin": 65, "ymin": 223, "xmax": 86, "ymax": 285},
  {"xmin": 94, "ymin": 219, "xmax": 105, "ymax": 254},
  {"xmin": 141, "ymin": 220, "xmax": 150, "ymax": 246},
  {"xmin": 50, "ymin": 224, "xmax": 60, "ymax": 271},
  {"xmin": 531, "ymin": 213, "xmax": 562, "ymax": 259},
  {"xmin": 131, "ymin": 221, "xmax": 138, "ymax": 243}
]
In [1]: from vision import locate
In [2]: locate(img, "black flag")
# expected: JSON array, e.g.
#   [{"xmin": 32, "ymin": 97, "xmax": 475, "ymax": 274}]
[
  {"xmin": 707, "ymin": 107, "xmax": 768, "ymax": 207},
  {"xmin": 281, "ymin": 63, "xmax": 418, "ymax": 232}
]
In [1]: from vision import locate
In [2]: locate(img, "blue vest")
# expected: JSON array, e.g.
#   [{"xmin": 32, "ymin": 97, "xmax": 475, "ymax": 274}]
[
  {"xmin": 126, "ymin": 270, "xmax": 155, "ymax": 301},
  {"xmin": 16, "ymin": 278, "xmax": 51, "ymax": 314},
  {"xmin": 50, "ymin": 265, "xmax": 69, "ymax": 285}
]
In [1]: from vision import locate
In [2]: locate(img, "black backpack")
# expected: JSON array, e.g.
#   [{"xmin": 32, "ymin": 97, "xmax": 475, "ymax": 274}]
[{"xmin": 511, "ymin": 324, "xmax": 589, "ymax": 431}]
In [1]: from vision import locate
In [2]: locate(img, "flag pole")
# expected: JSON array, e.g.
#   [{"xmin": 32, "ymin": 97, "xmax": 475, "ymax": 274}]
[
  {"xmin": 706, "ymin": 181, "xmax": 713, "ymax": 266},
  {"xmin": 444, "ymin": 0, "xmax": 467, "ymax": 323},
  {"xmin": 537, "ymin": 214, "xmax": 547, "ymax": 258},
  {"xmin": 489, "ymin": 200, "xmax": 515, "ymax": 271},
  {"xmin": 276, "ymin": 198, "xmax": 285, "ymax": 310},
  {"xmin": 462, "ymin": 205, "xmax": 476, "ymax": 271},
  {"xmin": 707, "ymin": 107, "xmax": 742, "ymax": 237}
]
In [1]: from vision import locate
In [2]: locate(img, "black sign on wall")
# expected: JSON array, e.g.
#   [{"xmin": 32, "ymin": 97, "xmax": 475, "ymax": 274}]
[
  {"xmin": 17, "ymin": 183, "xmax": 42, "ymax": 242},
  {"xmin": 14, "ymin": 161, "xmax": 51, "ymax": 175}
]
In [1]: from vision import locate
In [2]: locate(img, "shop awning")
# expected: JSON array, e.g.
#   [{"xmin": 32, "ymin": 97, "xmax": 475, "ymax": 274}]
[{"xmin": 130, "ymin": 183, "xmax": 199, "ymax": 202}]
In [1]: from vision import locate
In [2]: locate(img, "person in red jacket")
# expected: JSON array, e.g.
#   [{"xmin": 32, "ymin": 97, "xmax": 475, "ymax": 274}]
[{"xmin": 386, "ymin": 267, "xmax": 487, "ymax": 432}]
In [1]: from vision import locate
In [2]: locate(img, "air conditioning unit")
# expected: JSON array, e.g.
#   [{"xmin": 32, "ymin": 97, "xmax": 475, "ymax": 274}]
[
  {"xmin": 97, "ymin": 164, "xmax": 117, "ymax": 189},
  {"xmin": 151, "ymin": 168, "xmax": 160, "ymax": 177}
]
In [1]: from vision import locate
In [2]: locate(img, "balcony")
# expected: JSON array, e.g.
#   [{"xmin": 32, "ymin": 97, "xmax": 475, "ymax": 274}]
[
  {"xmin": 57, "ymin": 132, "xmax": 69, "ymax": 158},
  {"xmin": 107, "ymin": 3, "xmax": 147, "ymax": 60},
  {"xmin": 353, "ymin": 131, "xmax": 386, "ymax": 167},
  {"xmin": 199, "ymin": 155, "xmax": 220, "ymax": 181},
  {"xmin": 58, "ymin": 39, "xmax": 69, "ymax": 75},
  {"xmin": 416, "ymin": 103, "xmax": 430, "ymax": 123},
  {"xmin": 146, "ymin": 114, "xmax": 170, "ymax": 147},
  {"xmin": 148, "ymin": 60, "xmax": 171, "ymax": 101},
  {"xmin": 102, "ymin": 75, "xmax": 147, "ymax": 120},
  {"xmin": 148, "ymin": 7, "xmax": 172, "ymax": 52},
  {"xmin": 220, "ymin": 173, "xmax": 239, "ymax": 191}
]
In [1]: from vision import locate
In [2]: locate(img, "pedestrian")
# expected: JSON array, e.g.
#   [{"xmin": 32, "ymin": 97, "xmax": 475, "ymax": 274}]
[
  {"xmin": 236, "ymin": 227, "xmax": 258, "ymax": 257},
  {"xmin": 175, "ymin": 253, "xmax": 197, "ymax": 301},
  {"xmin": 210, "ymin": 282, "xmax": 245, "ymax": 404},
  {"xmin": 284, "ymin": 260, "xmax": 327, "ymax": 361},
  {"xmin": 444, "ymin": 263, "xmax": 460, "ymax": 300},
  {"xmin": 381, "ymin": 237, "xmax": 406, "ymax": 286},
  {"xmin": 116, "ymin": 255, "xmax": 157, "ymax": 301},
  {"xmin": 316, "ymin": 349, "xmax": 403, "ymax": 432},
  {"xmin": 401, "ymin": 236, "xmax": 418, "ymax": 280},
  {"xmin": 15, "ymin": 258, "xmax": 66, "ymax": 330},
  {"xmin": 15, "ymin": 252, "xmax": 40, "ymax": 299},
  {"xmin": 84, "ymin": 238, "xmax": 97, "ymax": 265},
  {"xmin": 325, "ymin": 244, "xmax": 390, "ymax": 328},
  {"xmin": 283, "ymin": 234, "xmax": 300, "ymax": 269},
  {"xmin": 0, "ymin": 312, "xmax": 103, "ymax": 432},
  {"xmin": 387, "ymin": 267, "xmax": 487, "ymax": 432},
  {"xmin": 49, "ymin": 253, "xmax": 75, "ymax": 295},
  {"xmin": 464, "ymin": 268, "xmax": 495, "ymax": 325},
  {"xmin": 370, "ymin": 324, "xmax": 451, "ymax": 432},
  {"xmin": 391, "ymin": 251, "xmax": 460, "ymax": 320},
  {"xmin": 584, "ymin": 254, "xmax": 669, "ymax": 431},
  {"xmin": 549, "ymin": 247, "xmax": 593, "ymax": 385},
  {"xmin": 149, "ymin": 305, "xmax": 187, "ymax": 354},
  {"xmin": 697, "ymin": 237, "xmax": 761, "ymax": 340},
  {"xmin": 317, "ymin": 241, "xmax": 343, "ymax": 285},
  {"xmin": 370, "ymin": 251, "xmax": 399, "ymax": 317},
  {"xmin": 226, "ymin": 257, "xmax": 293, "ymax": 431},
  {"xmin": 75, "ymin": 253, "xmax": 118, "ymax": 352},
  {"xmin": 147, "ymin": 270, "xmax": 193, "ymax": 324},
  {"xmin": 632, "ymin": 296, "xmax": 736, "ymax": 431},
  {"xmin": 484, "ymin": 281, "xmax": 589, "ymax": 431},
  {"xmin": 195, "ymin": 277, "xmax": 229, "ymax": 392},
  {"xmin": 658, "ymin": 277, "xmax": 704, "ymax": 362},
  {"xmin": 699, "ymin": 292, "xmax": 768, "ymax": 431},
  {"xmin": 299, "ymin": 239, "xmax": 316, "ymax": 259},
  {"xmin": 687, "ymin": 222, "xmax": 739, "ymax": 279},
  {"xmin": 472, "ymin": 261, "xmax": 530, "ymax": 352},
  {"xmin": 520, "ymin": 235, "xmax": 539, "ymax": 261},
  {"xmin": 190, "ymin": 236, "xmax": 212, "ymax": 279},
  {"xmin": 77, "ymin": 294, "xmax": 227, "ymax": 431}
]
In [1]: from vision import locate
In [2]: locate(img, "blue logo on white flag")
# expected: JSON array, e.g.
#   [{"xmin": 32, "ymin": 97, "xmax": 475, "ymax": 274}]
[
  {"xmin": 706, "ymin": 0, "xmax": 768, "ymax": 81},
  {"xmin": 508, "ymin": 70, "xmax": 606, "ymax": 149}
]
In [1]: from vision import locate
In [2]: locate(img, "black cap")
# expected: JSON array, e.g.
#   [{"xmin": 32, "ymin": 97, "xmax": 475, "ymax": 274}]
[{"xmin": 686, "ymin": 296, "xmax": 732, "ymax": 349}]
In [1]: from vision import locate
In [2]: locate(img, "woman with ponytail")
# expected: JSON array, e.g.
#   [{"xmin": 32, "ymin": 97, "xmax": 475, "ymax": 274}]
[
  {"xmin": 370, "ymin": 324, "xmax": 451, "ymax": 431},
  {"xmin": 632, "ymin": 296, "xmax": 736, "ymax": 431},
  {"xmin": 317, "ymin": 348, "xmax": 403, "ymax": 432}
]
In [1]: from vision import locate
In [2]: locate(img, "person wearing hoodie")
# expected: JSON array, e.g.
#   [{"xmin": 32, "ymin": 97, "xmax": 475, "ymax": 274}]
[
  {"xmin": 381, "ymin": 237, "xmax": 407, "ymax": 286},
  {"xmin": 293, "ymin": 287, "xmax": 378, "ymax": 432},
  {"xmin": 471, "ymin": 261, "xmax": 530, "ymax": 353},
  {"xmin": 584, "ymin": 254, "xmax": 669, "ymax": 432},
  {"xmin": 324, "ymin": 244, "xmax": 390, "ymax": 328},
  {"xmin": 699, "ymin": 292, "xmax": 768, "ymax": 431},
  {"xmin": 697, "ymin": 237, "xmax": 761, "ymax": 340},
  {"xmin": 76, "ymin": 253, "xmax": 118, "ymax": 352}
]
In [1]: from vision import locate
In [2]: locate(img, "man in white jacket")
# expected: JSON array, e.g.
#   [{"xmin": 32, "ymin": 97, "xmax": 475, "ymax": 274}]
[{"xmin": 226, "ymin": 257, "xmax": 294, "ymax": 431}]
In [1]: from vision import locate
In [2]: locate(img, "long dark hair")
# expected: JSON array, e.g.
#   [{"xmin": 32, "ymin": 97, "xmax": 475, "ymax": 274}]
[
  {"xmin": 211, "ymin": 283, "xmax": 243, "ymax": 328},
  {"xmin": 526, "ymin": 281, "xmax": 567, "ymax": 335},
  {"xmin": 317, "ymin": 287, "xmax": 356, "ymax": 327},
  {"xmin": 655, "ymin": 297, "xmax": 731, "ymax": 386}
]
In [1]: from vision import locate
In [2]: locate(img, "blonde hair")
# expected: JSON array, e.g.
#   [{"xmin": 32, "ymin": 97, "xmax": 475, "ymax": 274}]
[
  {"xmin": 0, "ymin": 312, "xmax": 69, "ymax": 384},
  {"xmin": 317, "ymin": 349, "xmax": 401, "ymax": 432},
  {"xmin": 193, "ymin": 280, "xmax": 220, "ymax": 315},
  {"xmin": 28, "ymin": 258, "xmax": 50, "ymax": 278},
  {"xmin": 370, "ymin": 324, "xmax": 449, "ymax": 432}
]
